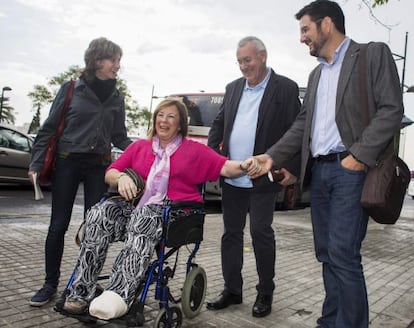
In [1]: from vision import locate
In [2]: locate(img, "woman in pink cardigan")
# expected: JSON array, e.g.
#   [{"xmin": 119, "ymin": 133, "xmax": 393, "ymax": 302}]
[{"xmin": 62, "ymin": 97, "xmax": 259, "ymax": 319}]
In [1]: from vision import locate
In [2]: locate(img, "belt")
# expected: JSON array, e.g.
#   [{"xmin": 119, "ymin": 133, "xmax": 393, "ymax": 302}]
[{"xmin": 314, "ymin": 151, "xmax": 349, "ymax": 162}]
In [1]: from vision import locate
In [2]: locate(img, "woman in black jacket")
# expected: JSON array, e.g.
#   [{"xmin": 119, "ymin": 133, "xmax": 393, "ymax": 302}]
[{"xmin": 28, "ymin": 37, "xmax": 131, "ymax": 307}]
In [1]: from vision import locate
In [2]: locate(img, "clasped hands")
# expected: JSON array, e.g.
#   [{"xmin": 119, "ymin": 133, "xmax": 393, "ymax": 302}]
[{"xmin": 241, "ymin": 154, "xmax": 297, "ymax": 186}]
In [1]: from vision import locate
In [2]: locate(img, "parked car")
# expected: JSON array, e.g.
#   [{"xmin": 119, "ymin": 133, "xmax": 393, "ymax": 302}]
[
  {"xmin": 111, "ymin": 136, "xmax": 140, "ymax": 162},
  {"xmin": 0, "ymin": 124, "xmax": 34, "ymax": 185},
  {"xmin": 408, "ymin": 171, "xmax": 414, "ymax": 199}
]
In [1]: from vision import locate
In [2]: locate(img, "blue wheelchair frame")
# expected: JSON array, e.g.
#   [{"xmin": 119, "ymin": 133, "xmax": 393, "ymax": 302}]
[
  {"xmin": 134, "ymin": 201, "xmax": 206, "ymax": 326},
  {"xmin": 56, "ymin": 200, "xmax": 207, "ymax": 328}
]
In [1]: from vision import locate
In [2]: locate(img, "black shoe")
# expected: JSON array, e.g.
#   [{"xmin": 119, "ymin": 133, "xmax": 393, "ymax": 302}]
[
  {"xmin": 206, "ymin": 291, "xmax": 242, "ymax": 310},
  {"xmin": 29, "ymin": 285, "xmax": 57, "ymax": 307},
  {"xmin": 252, "ymin": 294, "xmax": 272, "ymax": 317}
]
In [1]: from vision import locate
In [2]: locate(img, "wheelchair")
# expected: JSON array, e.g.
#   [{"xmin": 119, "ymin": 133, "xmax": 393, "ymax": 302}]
[{"xmin": 55, "ymin": 198, "xmax": 207, "ymax": 328}]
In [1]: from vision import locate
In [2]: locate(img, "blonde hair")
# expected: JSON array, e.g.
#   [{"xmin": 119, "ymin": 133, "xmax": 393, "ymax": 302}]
[{"xmin": 148, "ymin": 97, "xmax": 189, "ymax": 138}]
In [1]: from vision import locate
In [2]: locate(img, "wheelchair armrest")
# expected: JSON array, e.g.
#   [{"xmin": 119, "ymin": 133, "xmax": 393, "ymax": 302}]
[{"xmin": 167, "ymin": 201, "xmax": 204, "ymax": 209}]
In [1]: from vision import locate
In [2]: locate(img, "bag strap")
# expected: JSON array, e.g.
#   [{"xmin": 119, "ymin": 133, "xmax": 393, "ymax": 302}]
[
  {"xmin": 358, "ymin": 44, "xmax": 395, "ymax": 156},
  {"xmin": 358, "ymin": 44, "xmax": 369, "ymax": 127},
  {"xmin": 55, "ymin": 79, "xmax": 75, "ymax": 138}
]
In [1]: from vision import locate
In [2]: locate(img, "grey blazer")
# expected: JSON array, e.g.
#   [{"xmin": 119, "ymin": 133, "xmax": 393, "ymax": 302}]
[{"xmin": 266, "ymin": 40, "xmax": 403, "ymax": 188}]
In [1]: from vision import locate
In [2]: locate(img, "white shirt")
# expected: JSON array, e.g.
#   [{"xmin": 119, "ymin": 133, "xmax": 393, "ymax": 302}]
[{"xmin": 311, "ymin": 37, "xmax": 350, "ymax": 157}]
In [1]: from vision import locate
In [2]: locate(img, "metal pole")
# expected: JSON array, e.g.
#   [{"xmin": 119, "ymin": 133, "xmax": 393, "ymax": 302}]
[
  {"xmin": 400, "ymin": 32, "xmax": 408, "ymax": 96},
  {"xmin": 149, "ymin": 84, "xmax": 155, "ymax": 112},
  {"xmin": 399, "ymin": 32, "xmax": 408, "ymax": 159},
  {"xmin": 0, "ymin": 89, "xmax": 4, "ymax": 122},
  {"xmin": 392, "ymin": 32, "xmax": 409, "ymax": 156}
]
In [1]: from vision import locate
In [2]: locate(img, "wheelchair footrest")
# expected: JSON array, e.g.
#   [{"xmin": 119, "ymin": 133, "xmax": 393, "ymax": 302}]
[
  {"xmin": 55, "ymin": 294, "xmax": 146, "ymax": 327},
  {"xmin": 56, "ymin": 304, "xmax": 145, "ymax": 327},
  {"xmin": 120, "ymin": 301, "xmax": 145, "ymax": 327},
  {"xmin": 55, "ymin": 307, "xmax": 98, "ymax": 324}
]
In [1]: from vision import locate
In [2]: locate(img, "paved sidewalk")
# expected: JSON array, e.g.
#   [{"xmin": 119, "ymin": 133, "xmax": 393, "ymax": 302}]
[{"xmin": 0, "ymin": 197, "xmax": 413, "ymax": 327}]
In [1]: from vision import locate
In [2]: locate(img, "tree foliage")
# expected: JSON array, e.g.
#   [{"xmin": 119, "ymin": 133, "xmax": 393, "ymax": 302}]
[
  {"xmin": 0, "ymin": 96, "xmax": 15, "ymax": 124},
  {"xmin": 27, "ymin": 66, "xmax": 151, "ymax": 135},
  {"xmin": 361, "ymin": 0, "xmax": 399, "ymax": 8},
  {"xmin": 48, "ymin": 65, "xmax": 81, "ymax": 90},
  {"xmin": 128, "ymin": 103, "xmax": 152, "ymax": 134},
  {"xmin": 372, "ymin": 0, "xmax": 391, "ymax": 7},
  {"xmin": 27, "ymin": 105, "xmax": 41, "ymax": 135},
  {"xmin": 112, "ymin": 78, "xmax": 152, "ymax": 135},
  {"xmin": 27, "ymin": 85, "xmax": 54, "ymax": 134}
]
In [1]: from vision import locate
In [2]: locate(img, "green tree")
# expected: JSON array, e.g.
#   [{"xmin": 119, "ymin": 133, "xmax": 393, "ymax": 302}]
[
  {"xmin": 27, "ymin": 66, "xmax": 79, "ymax": 133},
  {"xmin": 28, "ymin": 105, "xmax": 42, "ymax": 135},
  {"xmin": 48, "ymin": 65, "xmax": 82, "ymax": 92},
  {"xmin": 372, "ymin": 0, "xmax": 392, "ymax": 7},
  {"xmin": 28, "ymin": 66, "xmax": 150, "ymax": 135},
  {"xmin": 129, "ymin": 104, "xmax": 152, "ymax": 134},
  {"xmin": 360, "ymin": 0, "xmax": 398, "ymax": 7},
  {"xmin": 27, "ymin": 85, "xmax": 53, "ymax": 134},
  {"xmin": 0, "ymin": 96, "xmax": 15, "ymax": 124},
  {"xmin": 114, "ymin": 78, "xmax": 151, "ymax": 135}
]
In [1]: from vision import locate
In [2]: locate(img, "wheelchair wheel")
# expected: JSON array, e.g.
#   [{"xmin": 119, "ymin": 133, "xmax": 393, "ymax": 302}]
[
  {"xmin": 153, "ymin": 305, "xmax": 183, "ymax": 328},
  {"xmin": 181, "ymin": 266, "xmax": 207, "ymax": 318}
]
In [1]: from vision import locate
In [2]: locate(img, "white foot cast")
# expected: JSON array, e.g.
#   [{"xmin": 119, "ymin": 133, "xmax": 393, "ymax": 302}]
[{"xmin": 89, "ymin": 290, "xmax": 128, "ymax": 320}]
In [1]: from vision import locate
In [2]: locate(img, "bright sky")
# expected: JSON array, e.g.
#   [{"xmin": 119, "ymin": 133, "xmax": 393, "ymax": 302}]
[{"xmin": 1, "ymin": 0, "xmax": 413, "ymax": 168}]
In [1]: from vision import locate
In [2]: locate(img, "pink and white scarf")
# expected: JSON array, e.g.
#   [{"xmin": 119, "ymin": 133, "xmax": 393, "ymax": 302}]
[{"xmin": 137, "ymin": 135, "xmax": 182, "ymax": 208}]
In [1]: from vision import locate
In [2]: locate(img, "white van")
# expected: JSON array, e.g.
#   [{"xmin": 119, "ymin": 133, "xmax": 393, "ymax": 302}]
[
  {"xmin": 171, "ymin": 93, "xmax": 224, "ymax": 199},
  {"xmin": 172, "ymin": 93, "xmax": 309, "ymax": 209}
]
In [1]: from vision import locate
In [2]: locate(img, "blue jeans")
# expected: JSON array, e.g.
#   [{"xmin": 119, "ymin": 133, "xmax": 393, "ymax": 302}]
[
  {"xmin": 311, "ymin": 158, "xmax": 369, "ymax": 328},
  {"xmin": 44, "ymin": 153, "xmax": 108, "ymax": 288}
]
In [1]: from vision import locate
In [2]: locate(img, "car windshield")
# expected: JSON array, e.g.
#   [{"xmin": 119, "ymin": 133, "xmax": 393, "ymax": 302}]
[{"xmin": 0, "ymin": 128, "xmax": 31, "ymax": 152}]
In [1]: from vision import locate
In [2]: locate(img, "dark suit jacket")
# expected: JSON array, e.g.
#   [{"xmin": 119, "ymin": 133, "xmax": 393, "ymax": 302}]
[
  {"xmin": 208, "ymin": 69, "xmax": 301, "ymax": 192},
  {"xmin": 266, "ymin": 40, "xmax": 404, "ymax": 188}
]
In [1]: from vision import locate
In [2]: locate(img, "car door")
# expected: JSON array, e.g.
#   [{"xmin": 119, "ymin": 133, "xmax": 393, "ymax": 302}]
[{"xmin": 0, "ymin": 126, "xmax": 33, "ymax": 184}]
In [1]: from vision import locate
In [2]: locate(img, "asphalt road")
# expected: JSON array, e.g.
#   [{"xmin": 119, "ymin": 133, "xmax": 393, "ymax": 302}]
[{"xmin": 0, "ymin": 183, "xmax": 223, "ymax": 220}]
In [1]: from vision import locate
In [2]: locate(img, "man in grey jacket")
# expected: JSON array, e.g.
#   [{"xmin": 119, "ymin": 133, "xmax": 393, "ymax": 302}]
[{"xmin": 252, "ymin": 1, "xmax": 403, "ymax": 327}]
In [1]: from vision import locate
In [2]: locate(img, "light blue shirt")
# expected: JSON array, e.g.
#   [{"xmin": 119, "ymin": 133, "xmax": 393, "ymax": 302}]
[
  {"xmin": 225, "ymin": 68, "xmax": 271, "ymax": 188},
  {"xmin": 311, "ymin": 37, "xmax": 350, "ymax": 157}
]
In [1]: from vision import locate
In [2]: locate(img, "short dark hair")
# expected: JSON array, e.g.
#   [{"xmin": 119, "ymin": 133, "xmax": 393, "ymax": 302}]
[
  {"xmin": 82, "ymin": 37, "xmax": 123, "ymax": 82},
  {"xmin": 295, "ymin": 0, "xmax": 345, "ymax": 35}
]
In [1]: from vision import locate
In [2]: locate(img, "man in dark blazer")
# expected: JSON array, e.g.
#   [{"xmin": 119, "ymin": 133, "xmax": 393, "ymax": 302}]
[
  {"xmin": 252, "ymin": 1, "xmax": 403, "ymax": 327},
  {"xmin": 206, "ymin": 36, "xmax": 301, "ymax": 318}
]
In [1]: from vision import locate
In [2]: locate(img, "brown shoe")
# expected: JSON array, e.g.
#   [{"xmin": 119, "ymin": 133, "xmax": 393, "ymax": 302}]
[{"xmin": 63, "ymin": 297, "xmax": 87, "ymax": 314}]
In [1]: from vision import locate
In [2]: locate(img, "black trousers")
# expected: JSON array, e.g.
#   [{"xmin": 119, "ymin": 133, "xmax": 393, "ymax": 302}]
[
  {"xmin": 44, "ymin": 153, "xmax": 108, "ymax": 288},
  {"xmin": 221, "ymin": 182, "xmax": 277, "ymax": 296}
]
